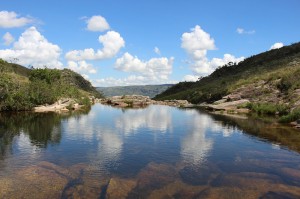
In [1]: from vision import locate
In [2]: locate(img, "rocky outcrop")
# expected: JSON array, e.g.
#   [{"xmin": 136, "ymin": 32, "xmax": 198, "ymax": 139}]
[
  {"xmin": 99, "ymin": 95, "xmax": 192, "ymax": 108},
  {"xmin": 203, "ymin": 99, "xmax": 250, "ymax": 113},
  {"xmin": 34, "ymin": 98, "xmax": 85, "ymax": 113}
]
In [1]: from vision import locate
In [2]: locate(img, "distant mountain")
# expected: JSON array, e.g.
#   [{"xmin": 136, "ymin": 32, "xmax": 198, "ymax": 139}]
[{"xmin": 97, "ymin": 84, "xmax": 174, "ymax": 98}]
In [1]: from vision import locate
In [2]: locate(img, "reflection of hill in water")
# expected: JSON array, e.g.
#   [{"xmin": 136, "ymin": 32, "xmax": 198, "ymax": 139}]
[
  {"xmin": 200, "ymin": 109, "xmax": 300, "ymax": 153},
  {"xmin": 0, "ymin": 107, "xmax": 91, "ymax": 158}
]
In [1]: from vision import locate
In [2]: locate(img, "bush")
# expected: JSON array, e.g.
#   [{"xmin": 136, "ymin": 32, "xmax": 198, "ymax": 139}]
[
  {"xmin": 247, "ymin": 102, "xmax": 289, "ymax": 116},
  {"xmin": 279, "ymin": 108, "xmax": 300, "ymax": 123},
  {"xmin": 78, "ymin": 97, "xmax": 91, "ymax": 107},
  {"xmin": 29, "ymin": 68, "xmax": 61, "ymax": 84}
]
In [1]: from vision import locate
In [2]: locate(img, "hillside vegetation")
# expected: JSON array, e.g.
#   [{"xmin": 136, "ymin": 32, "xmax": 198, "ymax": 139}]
[
  {"xmin": 155, "ymin": 42, "xmax": 300, "ymax": 104},
  {"xmin": 155, "ymin": 42, "xmax": 300, "ymax": 122},
  {"xmin": 97, "ymin": 84, "xmax": 173, "ymax": 98},
  {"xmin": 0, "ymin": 59, "xmax": 102, "ymax": 111}
]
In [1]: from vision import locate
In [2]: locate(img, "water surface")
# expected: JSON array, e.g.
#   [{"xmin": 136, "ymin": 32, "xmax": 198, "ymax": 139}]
[{"xmin": 0, "ymin": 104, "xmax": 300, "ymax": 198}]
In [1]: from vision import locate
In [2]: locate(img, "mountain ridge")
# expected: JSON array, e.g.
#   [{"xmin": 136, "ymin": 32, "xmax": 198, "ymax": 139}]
[{"xmin": 97, "ymin": 84, "xmax": 173, "ymax": 98}]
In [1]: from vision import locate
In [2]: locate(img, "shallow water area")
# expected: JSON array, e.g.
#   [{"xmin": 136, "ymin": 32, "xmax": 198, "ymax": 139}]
[{"xmin": 1, "ymin": 104, "xmax": 300, "ymax": 198}]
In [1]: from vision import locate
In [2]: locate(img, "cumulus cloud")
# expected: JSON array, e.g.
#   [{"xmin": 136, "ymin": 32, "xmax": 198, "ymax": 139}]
[
  {"xmin": 86, "ymin": 15, "xmax": 110, "ymax": 32},
  {"xmin": 0, "ymin": 11, "xmax": 34, "ymax": 28},
  {"xmin": 181, "ymin": 25, "xmax": 215, "ymax": 60},
  {"xmin": 65, "ymin": 31, "xmax": 125, "ymax": 61},
  {"xmin": 236, "ymin": 27, "xmax": 255, "ymax": 34},
  {"xmin": 2, "ymin": 32, "xmax": 14, "ymax": 45},
  {"xmin": 115, "ymin": 52, "xmax": 174, "ymax": 80},
  {"xmin": 181, "ymin": 25, "xmax": 244, "ymax": 76},
  {"xmin": 67, "ymin": 60, "xmax": 97, "ymax": 74},
  {"xmin": 270, "ymin": 42, "xmax": 284, "ymax": 50},
  {"xmin": 154, "ymin": 46, "xmax": 161, "ymax": 55},
  {"xmin": 183, "ymin": 75, "xmax": 199, "ymax": 82},
  {"xmin": 0, "ymin": 26, "xmax": 62, "ymax": 68}
]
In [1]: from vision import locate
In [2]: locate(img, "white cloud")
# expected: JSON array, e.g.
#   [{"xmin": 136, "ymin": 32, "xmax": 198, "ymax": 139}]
[
  {"xmin": 183, "ymin": 75, "xmax": 199, "ymax": 82},
  {"xmin": 2, "ymin": 32, "xmax": 14, "ymax": 45},
  {"xmin": 182, "ymin": 25, "xmax": 244, "ymax": 76},
  {"xmin": 181, "ymin": 25, "xmax": 215, "ymax": 60},
  {"xmin": 236, "ymin": 27, "xmax": 255, "ymax": 34},
  {"xmin": 210, "ymin": 54, "xmax": 244, "ymax": 69},
  {"xmin": 270, "ymin": 42, "xmax": 284, "ymax": 50},
  {"xmin": 0, "ymin": 11, "xmax": 34, "ymax": 28},
  {"xmin": 154, "ymin": 46, "xmax": 161, "ymax": 55},
  {"xmin": 0, "ymin": 26, "xmax": 62, "ymax": 68},
  {"xmin": 191, "ymin": 54, "xmax": 244, "ymax": 75},
  {"xmin": 115, "ymin": 52, "xmax": 174, "ymax": 80},
  {"xmin": 67, "ymin": 60, "xmax": 97, "ymax": 74},
  {"xmin": 86, "ymin": 15, "xmax": 110, "ymax": 32},
  {"xmin": 65, "ymin": 31, "xmax": 125, "ymax": 61},
  {"xmin": 82, "ymin": 74, "xmax": 89, "ymax": 80}
]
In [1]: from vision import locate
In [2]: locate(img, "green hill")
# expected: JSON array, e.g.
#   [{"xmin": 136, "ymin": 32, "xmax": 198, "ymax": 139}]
[
  {"xmin": 97, "ymin": 84, "xmax": 173, "ymax": 98},
  {"xmin": 154, "ymin": 42, "xmax": 300, "ymax": 105},
  {"xmin": 0, "ymin": 59, "xmax": 102, "ymax": 111}
]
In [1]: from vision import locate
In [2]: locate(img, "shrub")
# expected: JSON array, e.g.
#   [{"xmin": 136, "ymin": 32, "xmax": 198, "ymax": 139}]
[
  {"xmin": 279, "ymin": 108, "xmax": 300, "ymax": 123},
  {"xmin": 246, "ymin": 102, "xmax": 289, "ymax": 116}
]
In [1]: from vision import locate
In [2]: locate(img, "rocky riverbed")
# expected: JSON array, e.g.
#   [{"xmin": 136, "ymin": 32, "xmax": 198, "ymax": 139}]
[{"xmin": 98, "ymin": 95, "xmax": 192, "ymax": 108}]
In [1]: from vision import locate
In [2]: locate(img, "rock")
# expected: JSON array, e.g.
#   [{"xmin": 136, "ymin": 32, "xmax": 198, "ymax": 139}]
[
  {"xmin": 114, "ymin": 101, "xmax": 129, "ymax": 107},
  {"xmin": 101, "ymin": 95, "xmax": 192, "ymax": 108},
  {"xmin": 179, "ymin": 164, "xmax": 217, "ymax": 186},
  {"xmin": 127, "ymin": 163, "xmax": 178, "ymax": 198},
  {"xmin": 260, "ymin": 191, "xmax": 300, "ymax": 199},
  {"xmin": 206, "ymin": 99, "xmax": 250, "ymax": 111},
  {"xmin": 0, "ymin": 161, "xmax": 72, "ymax": 199},
  {"xmin": 223, "ymin": 94, "xmax": 242, "ymax": 101},
  {"xmin": 106, "ymin": 178, "xmax": 137, "ymax": 199}
]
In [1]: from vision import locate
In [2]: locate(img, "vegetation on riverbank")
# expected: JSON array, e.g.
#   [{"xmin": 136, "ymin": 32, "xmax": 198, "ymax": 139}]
[
  {"xmin": 0, "ymin": 59, "xmax": 102, "ymax": 111},
  {"xmin": 154, "ymin": 42, "xmax": 300, "ymax": 123}
]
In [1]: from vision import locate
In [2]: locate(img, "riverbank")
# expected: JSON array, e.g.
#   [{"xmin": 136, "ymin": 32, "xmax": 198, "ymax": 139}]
[{"xmin": 197, "ymin": 96, "xmax": 300, "ymax": 129}]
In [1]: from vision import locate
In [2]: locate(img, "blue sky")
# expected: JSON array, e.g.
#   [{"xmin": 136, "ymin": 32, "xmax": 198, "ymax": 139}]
[{"xmin": 0, "ymin": 0, "xmax": 299, "ymax": 86}]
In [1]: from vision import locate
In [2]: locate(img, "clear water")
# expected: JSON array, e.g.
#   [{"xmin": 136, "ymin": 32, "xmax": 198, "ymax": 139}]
[{"xmin": 1, "ymin": 104, "xmax": 300, "ymax": 198}]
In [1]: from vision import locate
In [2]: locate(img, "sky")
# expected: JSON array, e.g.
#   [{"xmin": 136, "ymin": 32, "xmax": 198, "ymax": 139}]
[{"xmin": 0, "ymin": 0, "xmax": 299, "ymax": 87}]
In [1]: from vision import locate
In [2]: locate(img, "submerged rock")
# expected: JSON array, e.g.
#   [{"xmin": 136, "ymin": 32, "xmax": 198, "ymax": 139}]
[
  {"xmin": 106, "ymin": 178, "xmax": 137, "ymax": 199},
  {"xmin": 0, "ymin": 161, "xmax": 71, "ymax": 199},
  {"xmin": 179, "ymin": 165, "xmax": 214, "ymax": 186},
  {"xmin": 127, "ymin": 162, "xmax": 178, "ymax": 198}
]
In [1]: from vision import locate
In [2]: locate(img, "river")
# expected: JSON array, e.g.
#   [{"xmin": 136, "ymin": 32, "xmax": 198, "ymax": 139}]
[{"xmin": 0, "ymin": 104, "xmax": 300, "ymax": 198}]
